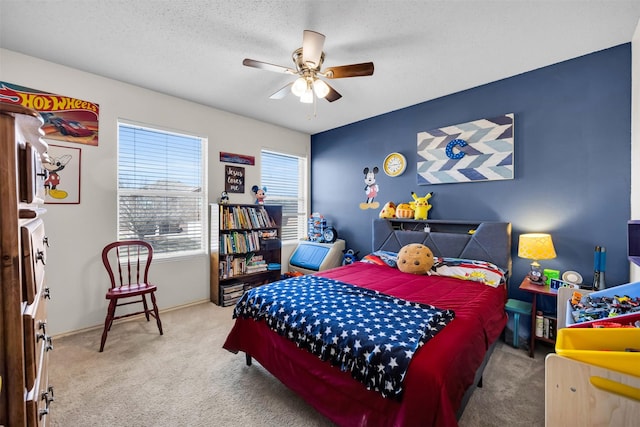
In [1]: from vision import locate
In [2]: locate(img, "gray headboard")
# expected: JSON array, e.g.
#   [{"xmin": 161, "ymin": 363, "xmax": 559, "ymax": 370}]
[{"xmin": 372, "ymin": 219, "xmax": 512, "ymax": 276}]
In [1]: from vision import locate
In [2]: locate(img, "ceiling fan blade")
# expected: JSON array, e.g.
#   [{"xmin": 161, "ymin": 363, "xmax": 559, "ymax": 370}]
[
  {"xmin": 243, "ymin": 58, "xmax": 295, "ymax": 74},
  {"xmin": 269, "ymin": 82, "xmax": 293, "ymax": 100},
  {"xmin": 302, "ymin": 30, "xmax": 325, "ymax": 68},
  {"xmin": 323, "ymin": 62, "xmax": 374, "ymax": 79},
  {"xmin": 323, "ymin": 82, "xmax": 342, "ymax": 102}
]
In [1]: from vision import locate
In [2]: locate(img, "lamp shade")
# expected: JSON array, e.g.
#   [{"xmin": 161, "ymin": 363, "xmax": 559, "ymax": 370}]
[
  {"xmin": 313, "ymin": 79, "xmax": 330, "ymax": 98},
  {"xmin": 518, "ymin": 233, "xmax": 556, "ymax": 261},
  {"xmin": 291, "ymin": 77, "xmax": 307, "ymax": 97}
]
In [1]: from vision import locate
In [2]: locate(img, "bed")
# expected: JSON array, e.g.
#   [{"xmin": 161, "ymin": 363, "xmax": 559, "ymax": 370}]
[{"xmin": 223, "ymin": 219, "xmax": 512, "ymax": 426}]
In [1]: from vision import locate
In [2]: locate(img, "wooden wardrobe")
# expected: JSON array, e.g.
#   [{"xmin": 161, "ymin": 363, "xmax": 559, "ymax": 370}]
[{"xmin": 0, "ymin": 104, "xmax": 53, "ymax": 426}]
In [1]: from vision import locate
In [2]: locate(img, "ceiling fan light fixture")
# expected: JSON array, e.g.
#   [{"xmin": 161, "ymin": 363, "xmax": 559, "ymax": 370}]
[
  {"xmin": 313, "ymin": 79, "xmax": 330, "ymax": 99},
  {"xmin": 243, "ymin": 30, "xmax": 374, "ymax": 105},
  {"xmin": 291, "ymin": 77, "xmax": 307, "ymax": 97}
]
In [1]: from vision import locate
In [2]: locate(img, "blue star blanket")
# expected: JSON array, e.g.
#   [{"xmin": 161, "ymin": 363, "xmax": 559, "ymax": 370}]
[{"xmin": 233, "ymin": 275, "xmax": 455, "ymax": 400}]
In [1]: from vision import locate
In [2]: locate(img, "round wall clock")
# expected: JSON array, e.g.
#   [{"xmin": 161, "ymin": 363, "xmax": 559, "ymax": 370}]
[{"xmin": 383, "ymin": 152, "xmax": 407, "ymax": 177}]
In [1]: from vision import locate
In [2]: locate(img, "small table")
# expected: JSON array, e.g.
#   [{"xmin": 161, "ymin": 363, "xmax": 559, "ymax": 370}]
[{"xmin": 519, "ymin": 277, "xmax": 558, "ymax": 357}]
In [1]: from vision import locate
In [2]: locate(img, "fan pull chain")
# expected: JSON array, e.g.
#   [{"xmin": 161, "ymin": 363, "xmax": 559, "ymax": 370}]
[{"xmin": 307, "ymin": 91, "xmax": 318, "ymax": 120}]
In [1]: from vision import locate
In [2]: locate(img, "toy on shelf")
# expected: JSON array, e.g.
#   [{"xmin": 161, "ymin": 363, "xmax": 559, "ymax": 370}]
[
  {"xmin": 251, "ymin": 185, "xmax": 267, "ymax": 205},
  {"xmin": 379, "ymin": 201, "xmax": 396, "ymax": 219},
  {"xmin": 307, "ymin": 213, "xmax": 338, "ymax": 243},
  {"xmin": 218, "ymin": 191, "xmax": 229, "ymax": 204},
  {"xmin": 410, "ymin": 191, "xmax": 433, "ymax": 220},
  {"xmin": 395, "ymin": 203, "xmax": 414, "ymax": 219}
]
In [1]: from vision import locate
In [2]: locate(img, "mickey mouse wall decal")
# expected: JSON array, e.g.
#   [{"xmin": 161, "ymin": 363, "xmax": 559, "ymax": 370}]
[{"xmin": 359, "ymin": 166, "xmax": 380, "ymax": 210}]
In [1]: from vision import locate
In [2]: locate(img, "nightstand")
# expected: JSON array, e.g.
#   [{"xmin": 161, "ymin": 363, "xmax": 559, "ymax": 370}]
[{"xmin": 519, "ymin": 278, "xmax": 558, "ymax": 357}]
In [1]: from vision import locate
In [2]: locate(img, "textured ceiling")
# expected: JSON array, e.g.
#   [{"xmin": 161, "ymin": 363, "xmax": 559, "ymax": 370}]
[{"xmin": 1, "ymin": 1, "xmax": 639, "ymax": 135}]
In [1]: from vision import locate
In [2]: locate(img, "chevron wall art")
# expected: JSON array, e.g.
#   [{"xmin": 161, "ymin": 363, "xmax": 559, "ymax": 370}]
[{"xmin": 417, "ymin": 113, "xmax": 514, "ymax": 185}]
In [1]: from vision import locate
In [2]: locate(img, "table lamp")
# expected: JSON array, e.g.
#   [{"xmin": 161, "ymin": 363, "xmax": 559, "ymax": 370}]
[{"xmin": 518, "ymin": 233, "xmax": 556, "ymax": 284}]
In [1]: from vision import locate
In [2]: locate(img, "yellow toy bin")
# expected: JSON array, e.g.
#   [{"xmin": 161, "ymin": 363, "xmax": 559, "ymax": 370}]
[{"xmin": 555, "ymin": 328, "xmax": 640, "ymax": 377}]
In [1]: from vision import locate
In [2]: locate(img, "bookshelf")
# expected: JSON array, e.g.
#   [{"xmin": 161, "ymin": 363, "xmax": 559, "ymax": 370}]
[{"xmin": 209, "ymin": 203, "xmax": 282, "ymax": 306}]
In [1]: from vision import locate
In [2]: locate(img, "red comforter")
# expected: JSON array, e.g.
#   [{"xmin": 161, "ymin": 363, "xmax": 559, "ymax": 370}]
[{"xmin": 223, "ymin": 262, "xmax": 507, "ymax": 426}]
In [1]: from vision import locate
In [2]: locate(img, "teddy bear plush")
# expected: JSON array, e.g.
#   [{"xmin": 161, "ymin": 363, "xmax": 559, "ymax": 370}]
[{"xmin": 397, "ymin": 243, "xmax": 434, "ymax": 275}]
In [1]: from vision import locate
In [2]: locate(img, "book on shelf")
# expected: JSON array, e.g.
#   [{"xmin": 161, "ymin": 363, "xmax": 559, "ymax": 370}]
[
  {"xmin": 220, "ymin": 205, "xmax": 276, "ymax": 230},
  {"xmin": 546, "ymin": 316, "xmax": 557, "ymax": 340},
  {"xmin": 543, "ymin": 317, "xmax": 549, "ymax": 339},
  {"xmin": 219, "ymin": 255, "xmax": 248, "ymax": 278}
]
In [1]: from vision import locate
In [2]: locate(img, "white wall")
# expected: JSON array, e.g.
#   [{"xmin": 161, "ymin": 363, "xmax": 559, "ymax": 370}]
[
  {"xmin": 632, "ymin": 20, "xmax": 640, "ymax": 282},
  {"xmin": 1, "ymin": 49, "xmax": 310, "ymax": 336}
]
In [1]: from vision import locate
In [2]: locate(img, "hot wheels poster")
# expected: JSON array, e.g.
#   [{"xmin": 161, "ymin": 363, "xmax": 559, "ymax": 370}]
[{"xmin": 0, "ymin": 81, "xmax": 99, "ymax": 146}]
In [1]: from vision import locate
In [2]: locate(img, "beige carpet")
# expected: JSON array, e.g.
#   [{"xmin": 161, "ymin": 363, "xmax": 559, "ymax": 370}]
[{"xmin": 49, "ymin": 302, "xmax": 551, "ymax": 426}]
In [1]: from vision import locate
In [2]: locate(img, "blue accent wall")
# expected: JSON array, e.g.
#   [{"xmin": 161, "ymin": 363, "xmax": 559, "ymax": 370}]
[{"xmin": 311, "ymin": 44, "xmax": 631, "ymax": 307}]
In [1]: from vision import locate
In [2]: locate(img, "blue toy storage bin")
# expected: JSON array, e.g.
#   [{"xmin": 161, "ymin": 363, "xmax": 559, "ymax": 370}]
[{"xmin": 504, "ymin": 298, "xmax": 532, "ymax": 349}]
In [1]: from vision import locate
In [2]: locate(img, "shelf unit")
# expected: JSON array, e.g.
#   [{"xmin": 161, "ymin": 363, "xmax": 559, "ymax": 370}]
[
  {"xmin": 519, "ymin": 277, "xmax": 558, "ymax": 357},
  {"xmin": 209, "ymin": 203, "xmax": 282, "ymax": 306},
  {"xmin": 385, "ymin": 218, "xmax": 486, "ymax": 233}
]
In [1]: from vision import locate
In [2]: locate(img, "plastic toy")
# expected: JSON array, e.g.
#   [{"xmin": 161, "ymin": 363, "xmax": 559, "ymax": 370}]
[
  {"xmin": 218, "ymin": 191, "xmax": 229, "ymax": 204},
  {"xmin": 251, "ymin": 185, "xmax": 267, "ymax": 204},
  {"xmin": 397, "ymin": 243, "xmax": 434, "ymax": 275},
  {"xmin": 379, "ymin": 201, "xmax": 396, "ymax": 219},
  {"xmin": 410, "ymin": 191, "xmax": 433, "ymax": 220},
  {"xmin": 342, "ymin": 249, "xmax": 360, "ymax": 265}
]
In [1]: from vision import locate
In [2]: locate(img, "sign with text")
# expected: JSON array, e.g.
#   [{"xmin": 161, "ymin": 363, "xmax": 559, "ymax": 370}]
[
  {"xmin": 0, "ymin": 81, "xmax": 99, "ymax": 146},
  {"xmin": 225, "ymin": 165, "xmax": 245, "ymax": 193}
]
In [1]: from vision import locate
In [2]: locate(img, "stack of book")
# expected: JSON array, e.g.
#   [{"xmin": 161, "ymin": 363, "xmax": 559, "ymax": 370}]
[{"xmin": 245, "ymin": 254, "xmax": 267, "ymax": 274}]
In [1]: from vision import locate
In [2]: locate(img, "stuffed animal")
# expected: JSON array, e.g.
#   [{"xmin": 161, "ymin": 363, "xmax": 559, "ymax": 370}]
[
  {"xmin": 218, "ymin": 191, "xmax": 229, "ymax": 204},
  {"xmin": 395, "ymin": 203, "xmax": 414, "ymax": 219},
  {"xmin": 251, "ymin": 185, "xmax": 267, "ymax": 204},
  {"xmin": 379, "ymin": 201, "xmax": 396, "ymax": 219},
  {"xmin": 411, "ymin": 191, "xmax": 433, "ymax": 220},
  {"xmin": 342, "ymin": 249, "xmax": 360, "ymax": 265},
  {"xmin": 397, "ymin": 243, "xmax": 434, "ymax": 275}
]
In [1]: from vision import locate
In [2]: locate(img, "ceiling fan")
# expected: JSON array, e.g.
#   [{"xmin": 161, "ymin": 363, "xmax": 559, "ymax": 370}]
[{"xmin": 242, "ymin": 30, "xmax": 374, "ymax": 103}]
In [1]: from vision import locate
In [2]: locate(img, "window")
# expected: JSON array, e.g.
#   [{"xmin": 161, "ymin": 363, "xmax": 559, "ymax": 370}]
[
  {"xmin": 261, "ymin": 150, "xmax": 308, "ymax": 242},
  {"xmin": 118, "ymin": 121, "xmax": 206, "ymax": 258}
]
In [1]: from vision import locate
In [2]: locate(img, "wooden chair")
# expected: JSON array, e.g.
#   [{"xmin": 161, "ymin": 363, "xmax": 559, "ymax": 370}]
[{"xmin": 99, "ymin": 240, "xmax": 163, "ymax": 352}]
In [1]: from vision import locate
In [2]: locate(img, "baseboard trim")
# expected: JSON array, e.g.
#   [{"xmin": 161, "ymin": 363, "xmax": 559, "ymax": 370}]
[{"xmin": 51, "ymin": 299, "xmax": 211, "ymax": 339}]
